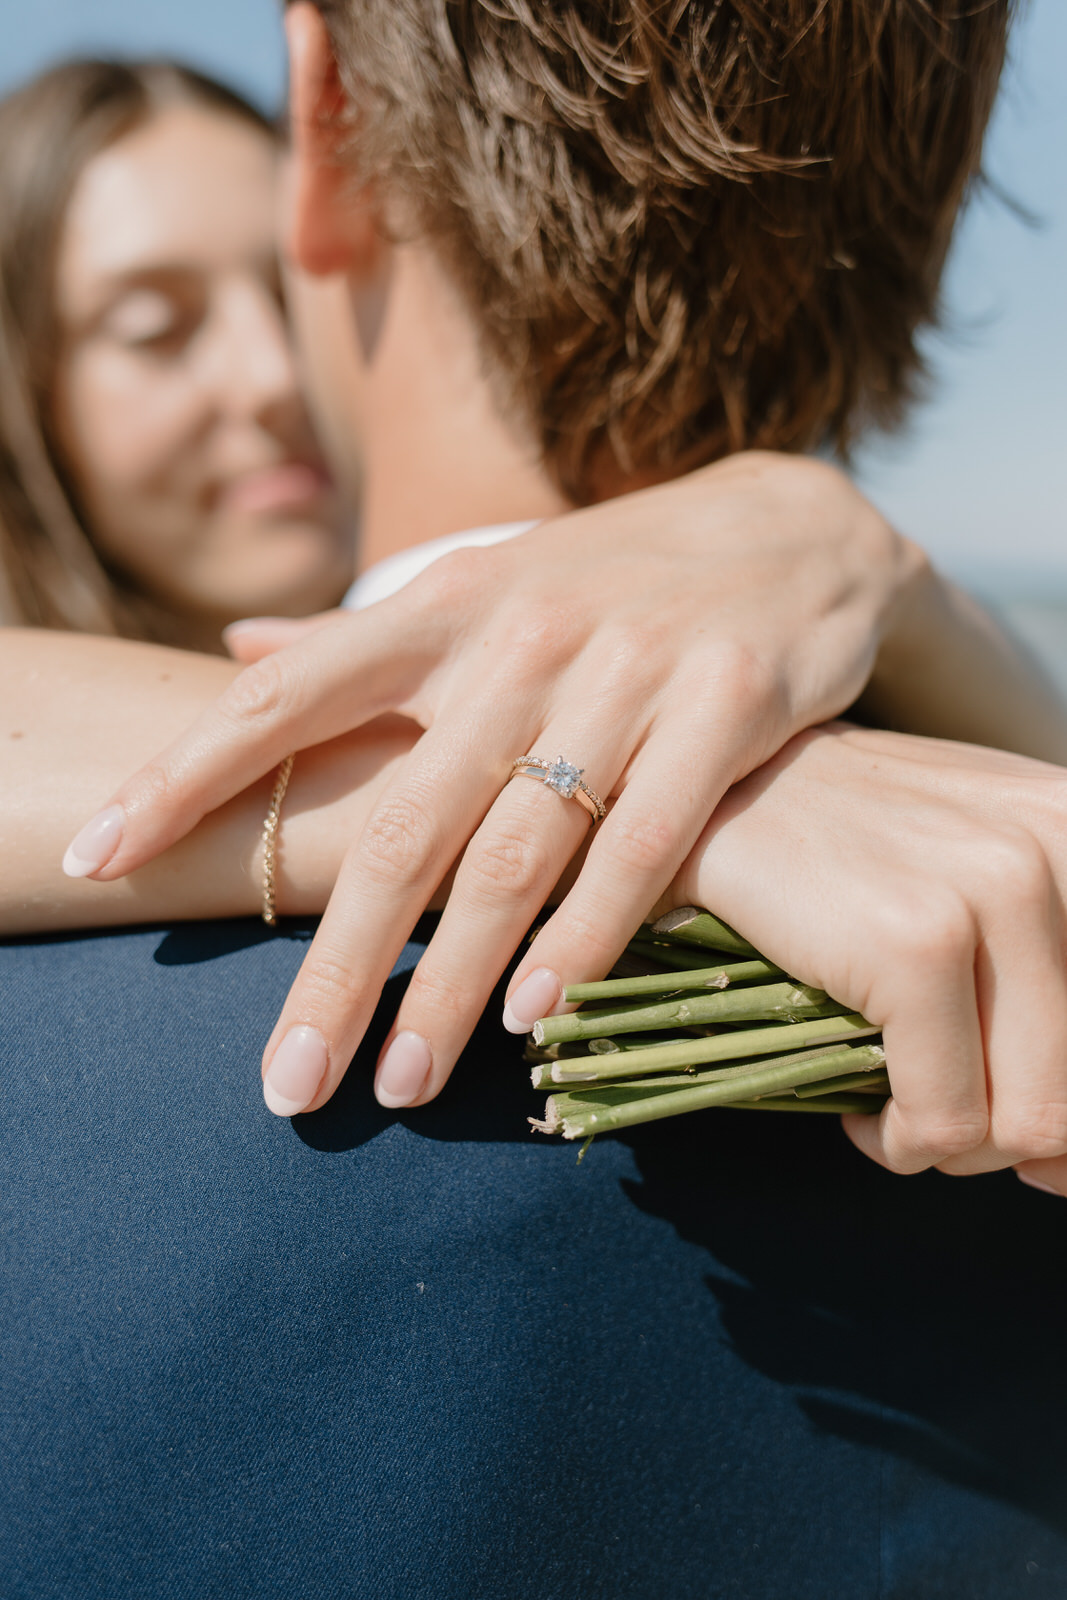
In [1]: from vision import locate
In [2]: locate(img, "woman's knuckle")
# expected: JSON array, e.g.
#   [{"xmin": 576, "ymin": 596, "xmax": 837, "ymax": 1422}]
[
  {"xmin": 994, "ymin": 1101, "xmax": 1067, "ymax": 1162},
  {"xmin": 912, "ymin": 1110, "xmax": 989, "ymax": 1164},
  {"xmin": 866, "ymin": 896, "xmax": 914, "ymax": 963},
  {"xmin": 501, "ymin": 602, "xmax": 582, "ymax": 672},
  {"xmin": 597, "ymin": 626, "xmax": 653, "ymax": 694},
  {"xmin": 920, "ymin": 905, "xmax": 975, "ymax": 967},
  {"xmin": 704, "ymin": 638, "xmax": 782, "ymax": 722},
  {"xmin": 554, "ymin": 902, "xmax": 618, "ymax": 968},
  {"xmin": 416, "ymin": 547, "xmax": 486, "ymax": 610},
  {"xmin": 875, "ymin": 890, "xmax": 974, "ymax": 971},
  {"xmin": 708, "ymin": 636, "xmax": 759, "ymax": 692},
  {"xmin": 128, "ymin": 759, "xmax": 184, "ymax": 815},
  {"xmin": 606, "ymin": 812, "xmax": 675, "ymax": 877},
  {"xmin": 220, "ymin": 655, "xmax": 298, "ymax": 732},
  {"xmin": 465, "ymin": 824, "xmax": 546, "ymax": 903},
  {"xmin": 402, "ymin": 963, "xmax": 466, "ymax": 1026},
  {"xmin": 987, "ymin": 832, "xmax": 1050, "ymax": 909},
  {"xmin": 297, "ymin": 951, "xmax": 364, "ymax": 1016},
  {"xmin": 359, "ymin": 791, "xmax": 440, "ymax": 884},
  {"xmin": 877, "ymin": 1121, "xmax": 928, "ymax": 1176}
]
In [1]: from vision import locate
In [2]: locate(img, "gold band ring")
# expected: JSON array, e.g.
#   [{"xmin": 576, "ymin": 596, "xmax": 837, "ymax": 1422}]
[{"xmin": 509, "ymin": 755, "xmax": 607, "ymax": 827}]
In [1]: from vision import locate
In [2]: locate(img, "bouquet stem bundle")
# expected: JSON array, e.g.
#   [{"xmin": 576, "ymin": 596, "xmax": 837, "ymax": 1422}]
[{"xmin": 527, "ymin": 909, "xmax": 887, "ymax": 1141}]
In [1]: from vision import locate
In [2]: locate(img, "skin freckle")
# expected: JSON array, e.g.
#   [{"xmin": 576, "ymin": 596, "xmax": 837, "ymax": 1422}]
[{"xmin": 10, "ymin": 730, "xmax": 25, "ymax": 740}]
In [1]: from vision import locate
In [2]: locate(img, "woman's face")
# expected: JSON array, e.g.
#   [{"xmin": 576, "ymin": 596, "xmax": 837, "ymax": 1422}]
[{"xmin": 51, "ymin": 104, "xmax": 353, "ymax": 639}]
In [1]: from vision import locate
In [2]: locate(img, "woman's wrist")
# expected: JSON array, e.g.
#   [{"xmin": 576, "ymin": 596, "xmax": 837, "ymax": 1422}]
[{"xmin": 861, "ymin": 549, "xmax": 1067, "ymax": 761}]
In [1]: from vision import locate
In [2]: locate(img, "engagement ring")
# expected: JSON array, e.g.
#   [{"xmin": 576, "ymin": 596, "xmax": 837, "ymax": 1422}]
[{"xmin": 509, "ymin": 755, "xmax": 607, "ymax": 826}]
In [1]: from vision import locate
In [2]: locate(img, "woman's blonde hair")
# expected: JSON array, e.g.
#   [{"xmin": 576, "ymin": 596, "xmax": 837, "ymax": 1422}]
[
  {"xmin": 314, "ymin": 0, "xmax": 1013, "ymax": 502},
  {"xmin": 0, "ymin": 58, "xmax": 276, "ymax": 637}
]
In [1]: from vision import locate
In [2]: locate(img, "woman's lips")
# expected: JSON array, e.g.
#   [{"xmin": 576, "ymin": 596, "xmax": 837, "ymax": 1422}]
[{"xmin": 217, "ymin": 462, "xmax": 331, "ymax": 516}]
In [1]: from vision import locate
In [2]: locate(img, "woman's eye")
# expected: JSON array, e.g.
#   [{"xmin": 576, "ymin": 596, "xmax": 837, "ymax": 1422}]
[{"xmin": 104, "ymin": 289, "xmax": 196, "ymax": 352}]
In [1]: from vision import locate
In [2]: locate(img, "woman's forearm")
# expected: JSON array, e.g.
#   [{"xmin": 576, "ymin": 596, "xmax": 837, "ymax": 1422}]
[
  {"xmin": 8, "ymin": 503, "xmax": 1067, "ymax": 942},
  {"xmin": 1, "ymin": 630, "xmax": 413, "ymax": 935},
  {"xmin": 862, "ymin": 550, "xmax": 1067, "ymax": 763}
]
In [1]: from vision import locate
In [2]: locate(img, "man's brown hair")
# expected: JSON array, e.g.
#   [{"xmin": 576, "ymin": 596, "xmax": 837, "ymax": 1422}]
[{"xmin": 314, "ymin": 0, "xmax": 1012, "ymax": 501}]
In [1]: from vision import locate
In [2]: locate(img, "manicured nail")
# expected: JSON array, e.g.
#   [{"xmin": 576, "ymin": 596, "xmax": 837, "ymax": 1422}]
[
  {"xmin": 375, "ymin": 1031, "xmax": 432, "ymax": 1108},
  {"xmin": 502, "ymin": 967, "xmax": 563, "ymax": 1034},
  {"xmin": 221, "ymin": 616, "xmax": 272, "ymax": 644},
  {"xmin": 263, "ymin": 1024, "xmax": 328, "ymax": 1117},
  {"xmin": 1017, "ymin": 1171, "xmax": 1063, "ymax": 1198},
  {"xmin": 62, "ymin": 805, "xmax": 125, "ymax": 878}
]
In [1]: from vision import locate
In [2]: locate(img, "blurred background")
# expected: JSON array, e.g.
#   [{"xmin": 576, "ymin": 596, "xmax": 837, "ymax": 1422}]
[{"xmin": 1, "ymin": 0, "xmax": 1064, "ymax": 677}]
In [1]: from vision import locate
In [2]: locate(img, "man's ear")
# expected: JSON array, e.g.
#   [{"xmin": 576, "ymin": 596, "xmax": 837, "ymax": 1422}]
[{"xmin": 284, "ymin": 2, "xmax": 379, "ymax": 276}]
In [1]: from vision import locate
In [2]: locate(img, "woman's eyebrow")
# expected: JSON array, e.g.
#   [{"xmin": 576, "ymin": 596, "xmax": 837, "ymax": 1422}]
[{"xmin": 91, "ymin": 251, "xmax": 278, "ymax": 293}]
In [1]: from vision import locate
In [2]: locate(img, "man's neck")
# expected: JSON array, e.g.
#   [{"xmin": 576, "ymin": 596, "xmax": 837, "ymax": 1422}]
[{"xmin": 352, "ymin": 248, "xmax": 571, "ymax": 571}]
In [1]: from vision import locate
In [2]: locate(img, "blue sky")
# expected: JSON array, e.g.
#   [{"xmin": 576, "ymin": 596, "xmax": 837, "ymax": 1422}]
[
  {"xmin": 852, "ymin": 0, "xmax": 1067, "ymax": 593},
  {"xmin": 2, "ymin": 0, "xmax": 1063, "ymax": 590}
]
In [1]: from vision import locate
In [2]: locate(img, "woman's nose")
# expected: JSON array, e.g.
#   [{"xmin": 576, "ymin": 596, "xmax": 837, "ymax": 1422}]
[{"xmin": 212, "ymin": 279, "xmax": 299, "ymax": 426}]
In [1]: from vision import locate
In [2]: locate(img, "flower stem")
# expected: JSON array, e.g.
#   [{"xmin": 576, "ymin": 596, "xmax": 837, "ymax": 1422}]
[
  {"xmin": 723, "ymin": 1093, "xmax": 886, "ymax": 1115},
  {"xmin": 623, "ymin": 939, "xmax": 741, "ymax": 972},
  {"xmin": 545, "ymin": 1014, "xmax": 880, "ymax": 1082},
  {"xmin": 535, "ymin": 981, "xmax": 851, "ymax": 1047},
  {"xmin": 564, "ymin": 957, "xmax": 784, "ymax": 1003},
  {"xmin": 648, "ymin": 907, "xmax": 757, "ymax": 956},
  {"xmin": 530, "ymin": 1042, "xmax": 886, "ymax": 1094},
  {"xmin": 794, "ymin": 1068, "xmax": 890, "ymax": 1098},
  {"xmin": 533, "ymin": 1042, "xmax": 888, "ymax": 1138}
]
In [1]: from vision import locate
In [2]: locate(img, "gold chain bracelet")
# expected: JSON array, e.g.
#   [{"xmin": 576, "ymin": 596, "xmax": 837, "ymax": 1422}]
[{"xmin": 260, "ymin": 753, "xmax": 296, "ymax": 926}]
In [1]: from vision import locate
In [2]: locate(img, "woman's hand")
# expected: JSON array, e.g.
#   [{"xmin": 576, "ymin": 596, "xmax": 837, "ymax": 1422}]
[
  {"xmin": 61, "ymin": 454, "xmax": 925, "ymax": 1114},
  {"xmin": 655, "ymin": 722, "xmax": 1067, "ymax": 1194},
  {"xmin": 2, "ymin": 628, "xmax": 417, "ymax": 936}
]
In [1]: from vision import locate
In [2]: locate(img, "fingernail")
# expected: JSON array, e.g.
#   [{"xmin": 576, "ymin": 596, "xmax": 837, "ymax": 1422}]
[
  {"xmin": 375, "ymin": 1031, "xmax": 432, "ymax": 1108},
  {"xmin": 1017, "ymin": 1171, "xmax": 1062, "ymax": 1198},
  {"xmin": 263, "ymin": 1024, "xmax": 328, "ymax": 1117},
  {"xmin": 502, "ymin": 967, "xmax": 563, "ymax": 1034},
  {"xmin": 221, "ymin": 617, "xmax": 272, "ymax": 643},
  {"xmin": 62, "ymin": 805, "xmax": 125, "ymax": 878}
]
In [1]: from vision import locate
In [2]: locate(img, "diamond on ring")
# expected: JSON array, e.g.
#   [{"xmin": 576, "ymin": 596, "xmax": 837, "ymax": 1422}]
[
  {"xmin": 544, "ymin": 758, "xmax": 583, "ymax": 799},
  {"xmin": 508, "ymin": 754, "xmax": 607, "ymax": 826}
]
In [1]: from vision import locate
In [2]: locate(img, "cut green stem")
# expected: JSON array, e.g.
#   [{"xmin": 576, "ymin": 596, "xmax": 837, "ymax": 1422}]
[
  {"xmin": 794, "ymin": 1068, "xmax": 890, "ymax": 1098},
  {"xmin": 533, "ymin": 1042, "xmax": 887, "ymax": 1138},
  {"xmin": 648, "ymin": 907, "xmax": 757, "ymax": 956},
  {"xmin": 531, "ymin": 1040, "xmax": 884, "ymax": 1092},
  {"xmin": 536, "ymin": 981, "xmax": 849, "ymax": 1046},
  {"xmin": 723, "ymin": 1094, "xmax": 887, "ymax": 1115},
  {"xmin": 525, "ymin": 908, "xmax": 889, "ymax": 1141},
  {"xmin": 564, "ymin": 957, "xmax": 784, "ymax": 1003},
  {"xmin": 623, "ymin": 940, "xmax": 741, "ymax": 972},
  {"xmin": 546, "ymin": 1015, "xmax": 880, "ymax": 1082}
]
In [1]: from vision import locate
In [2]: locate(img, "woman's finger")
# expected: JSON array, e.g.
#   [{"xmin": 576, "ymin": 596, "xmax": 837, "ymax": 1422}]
[
  {"xmin": 1016, "ymin": 1158, "xmax": 1067, "ymax": 1198},
  {"xmin": 936, "ymin": 844, "xmax": 1067, "ymax": 1175},
  {"xmin": 257, "ymin": 700, "xmax": 561, "ymax": 1113},
  {"xmin": 222, "ymin": 610, "xmax": 343, "ymax": 663},
  {"xmin": 61, "ymin": 599, "xmax": 448, "ymax": 881},
  {"xmin": 375, "ymin": 725, "xmax": 631, "ymax": 1106},
  {"xmin": 500, "ymin": 710, "xmax": 773, "ymax": 1029},
  {"xmin": 839, "ymin": 890, "xmax": 990, "ymax": 1175}
]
